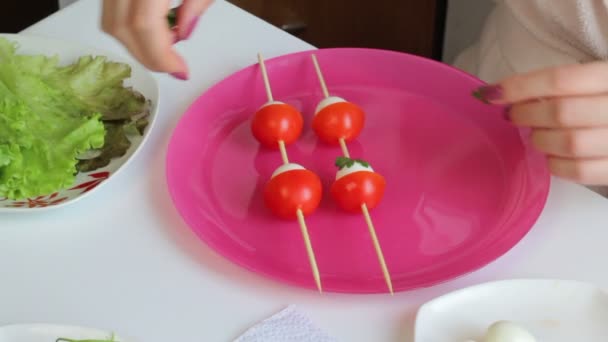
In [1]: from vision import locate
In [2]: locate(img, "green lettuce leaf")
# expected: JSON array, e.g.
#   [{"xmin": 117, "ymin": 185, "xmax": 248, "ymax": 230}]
[
  {"xmin": 0, "ymin": 37, "xmax": 146, "ymax": 200},
  {"xmin": 76, "ymin": 122, "xmax": 131, "ymax": 173}
]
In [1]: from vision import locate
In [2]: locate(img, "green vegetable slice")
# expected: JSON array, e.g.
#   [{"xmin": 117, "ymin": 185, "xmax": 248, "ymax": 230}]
[
  {"xmin": 335, "ymin": 156, "xmax": 370, "ymax": 169},
  {"xmin": 56, "ymin": 332, "xmax": 118, "ymax": 342}
]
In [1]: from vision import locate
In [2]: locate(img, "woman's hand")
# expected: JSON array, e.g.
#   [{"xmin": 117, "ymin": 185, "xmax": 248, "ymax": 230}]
[
  {"xmin": 474, "ymin": 62, "xmax": 608, "ymax": 185},
  {"xmin": 101, "ymin": 0, "xmax": 213, "ymax": 80}
]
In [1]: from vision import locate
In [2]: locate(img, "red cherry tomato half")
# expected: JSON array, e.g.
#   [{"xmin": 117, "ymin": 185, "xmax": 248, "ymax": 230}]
[
  {"xmin": 264, "ymin": 169, "xmax": 323, "ymax": 219},
  {"xmin": 313, "ymin": 102, "xmax": 365, "ymax": 144},
  {"xmin": 330, "ymin": 171, "xmax": 386, "ymax": 213},
  {"xmin": 252, "ymin": 103, "xmax": 303, "ymax": 148}
]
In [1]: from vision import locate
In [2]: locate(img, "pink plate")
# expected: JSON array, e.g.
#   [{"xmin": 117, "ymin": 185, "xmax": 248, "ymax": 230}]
[{"xmin": 166, "ymin": 48, "xmax": 550, "ymax": 293}]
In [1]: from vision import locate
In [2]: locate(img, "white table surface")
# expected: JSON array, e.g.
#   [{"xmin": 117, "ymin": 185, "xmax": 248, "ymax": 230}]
[{"xmin": 2, "ymin": 1, "xmax": 608, "ymax": 341}]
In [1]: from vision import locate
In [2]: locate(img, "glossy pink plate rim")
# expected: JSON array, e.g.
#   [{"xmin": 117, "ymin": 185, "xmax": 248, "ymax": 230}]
[{"xmin": 166, "ymin": 48, "xmax": 550, "ymax": 294}]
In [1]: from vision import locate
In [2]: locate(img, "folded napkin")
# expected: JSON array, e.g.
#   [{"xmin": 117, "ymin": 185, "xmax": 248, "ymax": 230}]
[{"xmin": 234, "ymin": 305, "xmax": 336, "ymax": 342}]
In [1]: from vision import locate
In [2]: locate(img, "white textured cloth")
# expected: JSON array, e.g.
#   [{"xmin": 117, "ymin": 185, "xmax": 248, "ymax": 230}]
[
  {"xmin": 454, "ymin": 0, "xmax": 608, "ymax": 197},
  {"xmin": 234, "ymin": 306, "xmax": 336, "ymax": 342}
]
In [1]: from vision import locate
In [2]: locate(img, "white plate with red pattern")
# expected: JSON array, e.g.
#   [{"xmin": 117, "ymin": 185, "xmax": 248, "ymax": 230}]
[
  {"xmin": 0, "ymin": 324, "xmax": 137, "ymax": 342},
  {"xmin": 0, "ymin": 33, "xmax": 159, "ymax": 212}
]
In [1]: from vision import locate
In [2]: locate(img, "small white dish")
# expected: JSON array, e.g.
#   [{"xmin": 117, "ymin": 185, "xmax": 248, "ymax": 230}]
[
  {"xmin": 414, "ymin": 279, "xmax": 608, "ymax": 342},
  {"xmin": 0, "ymin": 33, "xmax": 159, "ymax": 212},
  {"xmin": 0, "ymin": 324, "xmax": 136, "ymax": 342}
]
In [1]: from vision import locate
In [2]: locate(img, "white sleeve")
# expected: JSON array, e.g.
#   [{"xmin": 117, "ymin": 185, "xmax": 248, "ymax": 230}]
[{"xmin": 58, "ymin": 0, "xmax": 78, "ymax": 9}]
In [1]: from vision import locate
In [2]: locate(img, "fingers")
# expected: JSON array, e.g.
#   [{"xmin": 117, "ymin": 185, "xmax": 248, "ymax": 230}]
[
  {"xmin": 176, "ymin": 0, "xmax": 214, "ymax": 40},
  {"xmin": 508, "ymin": 95, "xmax": 608, "ymax": 128},
  {"xmin": 473, "ymin": 62, "xmax": 608, "ymax": 104},
  {"xmin": 101, "ymin": 0, "xmax": 188, "ymax": 77},
  {"xmin": 102, "ymin": 0, "xmax": 147, "ymax": 69},
  {"xmin": 548, "ymin": 157, "xmax": 608, "ymax": 185},
  {"xmin": 128, "ymin": 0, "xmax": 188, "ymax": 75},
  {"xmin": 470, "ymin": 61, "xmax": 608, "ymax": 185},
  {"xmin": 101, "ymin": 0, "xmax": 130, "ymax": 39},
  {"xmin": 531, "ymin": 128, "xmax": 608, "ymax": 158}
]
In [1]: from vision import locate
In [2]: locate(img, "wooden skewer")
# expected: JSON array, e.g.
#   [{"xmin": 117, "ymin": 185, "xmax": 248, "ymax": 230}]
[
  {"xmin": 315, "ymin": 52, "xmax": 393, "ymax": 294},
  {"xmin": 258, "ymin": 53, "xmax": 274, "ymax": 102},
  {"xmin": 340, "ymin": 134, "xmax": 393, "ymax": 294},
  {"xmin": 297, "ymin": 209, "xmax": 323, "ymax": 293},
  {"xmin": 259, "ymin": 54, "xmax": 291, "ymax": 166},
  {"xmin": 339, "ymin": 138, "xmax": 350, "ymax": 158},
  {"xmin": 362, "ymin": 203, "xmax": 393, "ymax": 295},
  {"xmin": 314, "ymin": 54, "xmax": 352, "ymax": 158},
  {"xmin": 311, "ymin": 54, "xmax": 330, "ymax": 98},
  {"xmin": 278, "ymin": 140, "xmax": 289, "ymax": 165},
  {"xmin": 258, "ymin": 52, "xmax": 323, "ymax": 293}
]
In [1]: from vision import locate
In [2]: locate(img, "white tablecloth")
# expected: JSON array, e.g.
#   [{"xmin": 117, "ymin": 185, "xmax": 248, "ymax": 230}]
[{"xmin": 2, "ymin": 1, "xmax": 608, "ymax": 341}]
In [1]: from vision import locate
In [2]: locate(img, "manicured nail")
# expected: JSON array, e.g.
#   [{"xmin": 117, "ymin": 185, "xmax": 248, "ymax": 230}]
[
  {"xmin": 170, "ymin": 71, "xmax": 189, "ymax": 80},
  {"xmin": 472, "ymin": 85, "xmax": 503, "ymax": 104},
  {"xmin": 181, "ymin": 16, "xmax": 200, "ymax": 40},
  {"xmin": 167, "ymin": 7, "xmax": 178, "ymax": 28}
]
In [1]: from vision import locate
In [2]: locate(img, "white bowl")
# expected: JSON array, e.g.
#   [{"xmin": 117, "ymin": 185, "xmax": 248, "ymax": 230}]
[
  {"xmin": 414, "ymin": 279, "xmax": 608, "ymax": 342},
  {"xmin": 0, "ymin": 33, "xmax": 159, "ymax": 212}
]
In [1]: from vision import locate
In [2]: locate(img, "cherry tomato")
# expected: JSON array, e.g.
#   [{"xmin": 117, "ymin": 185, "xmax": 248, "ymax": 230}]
[
  {"xmin": 313, "ymin": 101, "xmax": 365, "ymax": 144},
  {"xmin": 252, "ymin": 102, "xmax": 303, "ymax": 148},
  {"xmin": 331, "ymin": 170, "xmax": 386, "ymax": 213},
  {"xmin": 264, "ymin": 168, "xmax": 323, "ymax": 219}
]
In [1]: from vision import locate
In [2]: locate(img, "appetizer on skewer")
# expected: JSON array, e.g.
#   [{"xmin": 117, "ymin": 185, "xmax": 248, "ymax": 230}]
[
  {"xmin": 251, "ymin": 101, "xmax": 303, "ymax": 150},
  {"xmin": 311, "ymin": 53, "xmax": 393, "ymax": 294},
  {"xmin": 313, "ymin": 96, "xmax": 365, "ymax": 146},
  {"xmin": 310, "ymin": 54, "xmax": 366, "ymax": 158},
  {"xmin": 265, "ymin": 163, "xmax": 322, "ymax": 220},
  {"xmin": 331, "ymin": 157, "xmax": 386, "ymax": 213},
  {"xmin": 252, "ymin": 53, "xmax": 324, "ymax": 293}
]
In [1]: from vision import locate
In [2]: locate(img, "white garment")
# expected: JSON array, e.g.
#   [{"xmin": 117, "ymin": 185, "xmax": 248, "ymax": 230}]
[
  {"xmin": 454, "ymin": 0, "xmax": 608, "ymax": 197},
  {"xmin": 454, "ymin": 0, "xmax": 608, "ymax": 83},
  {"xmin": 58, "ymin": 0, "xmax": 78, "ymax": 8}
]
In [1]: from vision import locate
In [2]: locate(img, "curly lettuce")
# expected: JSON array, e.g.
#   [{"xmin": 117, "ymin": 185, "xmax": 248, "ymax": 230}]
[{"xmin": 0, "ymin": 37, "xmax": 147, "ymax": 200}]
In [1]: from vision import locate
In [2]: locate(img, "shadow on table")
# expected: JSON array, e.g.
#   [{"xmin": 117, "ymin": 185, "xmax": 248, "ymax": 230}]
[{"xmin": 145, "ymin": 147, "xmax": 318, "ymax": 298}]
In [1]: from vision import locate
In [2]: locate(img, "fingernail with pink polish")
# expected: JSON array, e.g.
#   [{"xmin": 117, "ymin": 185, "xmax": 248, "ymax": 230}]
[
  {"xmin": 170, "ymin": 71, "xmax": 189, "ymax": 80},
  {"xmin": 472, "ymin": 85, "xmax": 503, "ymax": 104},
  {"xmin": 182, "ymin": 16, "xmax": 200, "ymax": 40}
]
